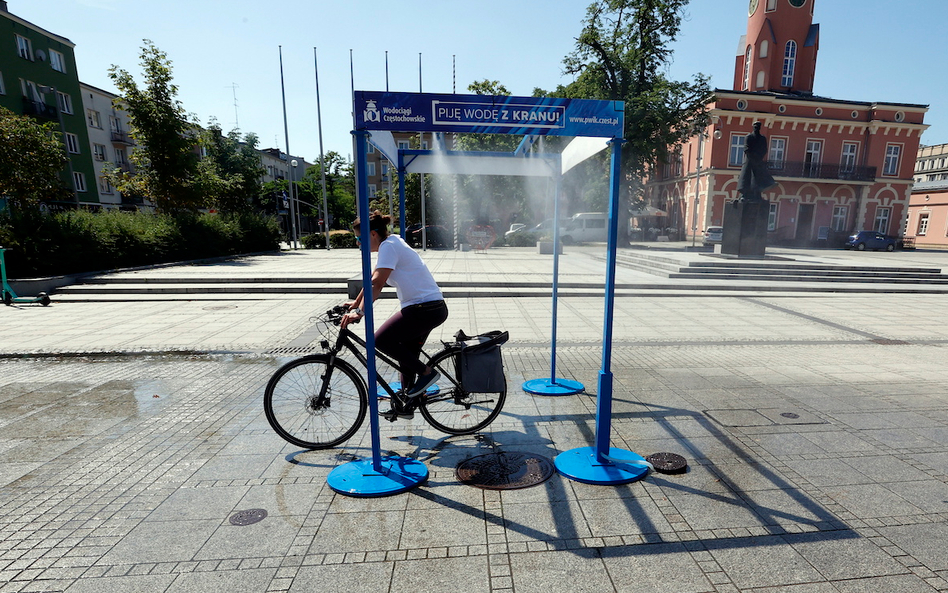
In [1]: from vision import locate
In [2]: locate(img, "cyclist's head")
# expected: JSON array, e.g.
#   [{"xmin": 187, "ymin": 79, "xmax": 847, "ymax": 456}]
[{"xmin": 352, "ymin": 210, "xmax": 391, "ymax": 240}]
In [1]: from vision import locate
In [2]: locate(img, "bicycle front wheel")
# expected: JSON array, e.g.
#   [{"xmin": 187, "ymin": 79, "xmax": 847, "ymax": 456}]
[
  {"xmin": 264, "ymin": 355, "xmax": 367, "ymax": 449},
  {"xmin": 419, "ymin": 349, "xmax": 506, "ymax": 435}
]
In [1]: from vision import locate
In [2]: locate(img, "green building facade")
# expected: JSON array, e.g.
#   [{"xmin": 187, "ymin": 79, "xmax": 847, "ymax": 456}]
[{"xmin": 1, "ymin": 2, "xmax": 99, "ymax": 206}]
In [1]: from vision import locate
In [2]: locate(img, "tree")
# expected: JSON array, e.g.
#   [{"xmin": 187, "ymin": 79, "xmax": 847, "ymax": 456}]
[
  {"xmin": 0, "ymin": 107, "xmax": 69, "ymax": 210},
  {"xmin": 558, "ymin": 0, "xmax": 713, "ymax": 228},
  {"xmin": 293, "ymin": 151, "xmax": 356, "ymax": 230},
  {"xmin": 108, "ymin": 41, "xmax": 205, "ymax": 212},
  {"xmin": 198, "ymin": 122, "xmax": 266, "ymax": 213}
]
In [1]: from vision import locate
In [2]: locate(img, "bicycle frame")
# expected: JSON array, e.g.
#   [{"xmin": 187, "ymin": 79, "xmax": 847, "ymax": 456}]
[{"xmin": 325, "ymin": 321, "xmax": 445, "ymax": 400}]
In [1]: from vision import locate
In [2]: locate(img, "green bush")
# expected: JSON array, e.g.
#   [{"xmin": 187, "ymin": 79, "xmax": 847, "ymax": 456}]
[
  {"xmin": 506, "ymin": 231, "xmax": 539, "ymax": 247},
  {"xmin": 0, "ymin": 209, "xmax": 281, "ymax": 278},
  {"xmin": 330, "ymin": 232, "xmax": 357, "ymax": 249}
]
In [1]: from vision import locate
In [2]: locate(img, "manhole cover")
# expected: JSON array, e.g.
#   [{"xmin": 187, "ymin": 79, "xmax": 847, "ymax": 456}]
[
  {"xmin": 780, "ymin": 412, "xmax": 800, "ymax": 419},
  {"xmin": 456, "ymin": 452, "xmax": 554, "ymax": 490},
  {"xmin": 229, "ymin": 508, "xmax": 267, "ymax": 526},
  {"xmin": 646, "ymin": 452, "xmax": 688, "ymax": 474},
  {"xmin": 203, "ymin": 305, "xmax": 238, "ymax": 311}
]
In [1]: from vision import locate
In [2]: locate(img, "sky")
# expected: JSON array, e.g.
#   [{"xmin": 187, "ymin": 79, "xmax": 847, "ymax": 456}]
[{"xmin": 11, "ymin": 0, "xmax": 948, "ymax": 164}]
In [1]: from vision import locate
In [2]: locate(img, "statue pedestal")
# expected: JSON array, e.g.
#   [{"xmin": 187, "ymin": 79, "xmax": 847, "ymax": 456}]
[{"xmin": 722, "ymin": 200, "xmax": 769, "ymax": 258}]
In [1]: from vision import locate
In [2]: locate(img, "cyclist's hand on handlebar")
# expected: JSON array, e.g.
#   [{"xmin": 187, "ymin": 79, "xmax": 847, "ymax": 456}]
[{"xmin": 340, "ymin": 309, "xmax": 363, "ymax": 329}]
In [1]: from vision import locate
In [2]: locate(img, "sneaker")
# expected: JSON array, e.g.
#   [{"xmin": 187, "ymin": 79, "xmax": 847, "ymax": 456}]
[
  {"xmin": 379, "ymin": 407, "xmax": 414, "ymax": 420},
  {"xmin": 405, "ymin": 370, "xmax": 440, "ymax": 398}
]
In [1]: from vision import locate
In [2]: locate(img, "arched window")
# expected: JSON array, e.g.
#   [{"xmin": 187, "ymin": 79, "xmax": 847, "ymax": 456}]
[
  {"xmin": 760, "ymin": 39, "xmax": 769, "ymax": 58},
  {"xmin": 782, "ymin": 40, "xmax": 797, "ymax": 87},
  {"xmin": 743, "ymin": 45, "xmax": 753, "ymax": 90}
]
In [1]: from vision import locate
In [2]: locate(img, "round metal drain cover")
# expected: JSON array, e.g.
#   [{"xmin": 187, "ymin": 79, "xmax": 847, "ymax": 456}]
[
  {"xmin": 203, "ymin": 305, "xmax": 238, "ymax": 311},
  {"xmin": 646, "ymin": 452, "xmax": 688, "ymax": 474},
  {"xmin": 229, "ymin": 508, "xmax": 267, "ymax": 526},
  {"xmin": 780, "ymin": 412, "xmax": 800, "ymax": 419},
  {"xmin": 456, "ymin": 452, "xmax": 554, "ymax": 490}
]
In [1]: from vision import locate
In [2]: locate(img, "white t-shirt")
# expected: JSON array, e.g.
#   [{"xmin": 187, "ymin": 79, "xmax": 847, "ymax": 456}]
[{"xmin": 375, "ymin": 235, "xmax": 443, "ymax": 307}]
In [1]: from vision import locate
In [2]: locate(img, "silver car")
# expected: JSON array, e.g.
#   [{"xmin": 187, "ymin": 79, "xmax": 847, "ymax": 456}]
[{"xmin": 703, "ymin": 226, "xmax": 723, "ymax": 246}]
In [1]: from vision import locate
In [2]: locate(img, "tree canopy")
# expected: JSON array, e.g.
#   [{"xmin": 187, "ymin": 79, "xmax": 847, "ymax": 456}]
[
  {"xmin": 0, "ymin": 107, "xmax": 69, "ymax": 210},
  {"xmin": 108, "ymin": 41, "xmax": 205, "ymax": 212}
]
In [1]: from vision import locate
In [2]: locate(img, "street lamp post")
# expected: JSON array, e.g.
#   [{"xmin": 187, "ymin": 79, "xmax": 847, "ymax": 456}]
[
  {"xmin": 289, "ymin": 159, "xmax": 299, "ymax": 249},
  {"xmin": 38, "ymin": 84, "xmax": 78, "ymax": 206}
]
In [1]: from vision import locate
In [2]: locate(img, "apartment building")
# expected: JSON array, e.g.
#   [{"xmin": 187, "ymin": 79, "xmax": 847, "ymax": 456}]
[{"xmin": 0, "ymin": 0, "xmax": 98, "ymax": 207}]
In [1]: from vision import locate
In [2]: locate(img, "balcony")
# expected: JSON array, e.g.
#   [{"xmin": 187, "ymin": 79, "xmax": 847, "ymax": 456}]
[
  {"xmin": 110, "ymin": 130, "xmax": 136, "ymax": 145},
  {"xmin": 22, "ymin": 97, "xmax": 57, "ymax": 120},
  {"xmin": 768, "ymin": 161, "xmax": 877, "ymax": 182}
]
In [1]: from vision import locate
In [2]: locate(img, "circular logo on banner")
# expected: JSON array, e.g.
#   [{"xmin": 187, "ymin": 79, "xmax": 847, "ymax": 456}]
[{"xmin": 467, "ymin": 225, "xmax": 496, "ymax": 250}]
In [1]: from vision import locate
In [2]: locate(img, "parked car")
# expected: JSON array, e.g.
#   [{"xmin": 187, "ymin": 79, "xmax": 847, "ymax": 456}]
[
  {"xmin": 408, "ymin": 225, "xmax": 450, "ymax": 249},
  {"xmin": 703, "ymin": 226, "xmax": 724, "ymax": 246},
  {"xmin": 505, "ymin": 223, "xmax": 527, "ymax": 239},
  {"xmin": 845, "ymin": 230, "xmax": 897, "ymax": 251}
]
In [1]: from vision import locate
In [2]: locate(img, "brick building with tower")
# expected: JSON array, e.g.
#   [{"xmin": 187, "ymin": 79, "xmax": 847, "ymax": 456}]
[{"xmin": 645, "ymin": 0, "xmax": 928, "ymax": 246}]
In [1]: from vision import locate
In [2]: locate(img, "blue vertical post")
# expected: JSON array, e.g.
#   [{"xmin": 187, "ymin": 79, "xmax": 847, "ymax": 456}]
[
  {"xmin": 522, "ymin": 169, "xmax": 584, "ymax": 397},
  {"xmin": 554, "ymin": 138, "xmax": 651, "ymax": 485},
  {"xmin": 398, "ymin": 153, "xmax": 407, "ymax": 240},
  {"xmin": 326, "ymin": 130, "xmax": 427, "ymax": 497}
]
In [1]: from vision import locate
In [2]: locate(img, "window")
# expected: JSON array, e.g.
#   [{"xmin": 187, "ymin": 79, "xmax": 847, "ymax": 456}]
[
  {"xmin": 918, "ymin": 212, "xmax": 929, "ymax": 236},
  {"xmin": 768, "ymin": 202, "xmax": 778, "ymax": 231},
  {"xmin": 397, "ymin": 140, "xmax": 410, "ymax": 150},
  {"xmin": 366, "ymin": 162, "xmax": 376, "ymax": 176},
  {"xmin": 381, "ymin": 162, "xmax": 389, "ymax": 177},
  {"xmin": 115, "ymin": 148, "xmax": 127, "ymax": 166},
  {"xmin": 49, "ymin": 50, "xmax": 66, "ymax": 73},
  {"xmin": 674, "ymin": 149, "xmax": 683, "ymax": 177},
  {"xmin": 769, "ymin": 137, "xmax": 786, "ymax": 169},
  {"xmin": 73, "ymin": 172, "xmax": 87, "ymax": 193},
  {"xmin": 0, "ymin": 71, "xmax": 5, "ymax": 95},
  {"xmin": 366, "ymin": 143, "xmax": 375, "ymax": 154},
  {"xmin": 804, "ymin": 140, "xmax": 822, "ymax": 176},
  {"xmin": 760, "ymin": 39, "xmax": 769, "ymax": 59},
  {"xmin": 87, "ymin": 109, "xmax": 102, "ymax": 128},
  {"xmin": 782, "ymin": 41, "xmax": 797, "ymax": 87},
  {"xmin": 109, "ymin": 115, "xmax": 120, "ymax": 133},
  {"xmin": 15, "ymin": 34, "xmax": 33, "ymax": 60},
  {"xmin": 93, "ymin": 143, "xmax": 107, "ymax": 161},
  {"xmin": 766, "ymin": 0, "xmax": 777, "ymax": 10},
  {"xmin": 841, "ymin": 142, "xmax": 858, "ymax": 173},
  {"xmin": 743, "ymin": 45, "xmax": 752, "ymax": 91},
  {"xmin": 874, "ymin": 207, "xmax": 891, "ymax": 234},
  {"xmin": 65, "ymin": 133, "xmax": 80, "ymax": 154},
  {"xmin": 883, "ymin": 144, "xmax": 901, "ymax": 176},
  {"xmin": 98, "ymin": 176, "xmax": 113, "ymax": 194},
  {"xmin": 57, "ymin": 92, "xmax": 73, "ymax": 114},
  {"xmin": 831, "ymin": 206, "xmax": 847, "ymax": 232},
  {"xmin": 22, "ymin": 79, "xmax": 40, "ymax": 101},
  {"xmin": 368, "ymin": 184, "xmax": 377, "ymax": 198},
  {"xmin": 729, "ymin": 134, "xmax": 745, "ymax": 167}
]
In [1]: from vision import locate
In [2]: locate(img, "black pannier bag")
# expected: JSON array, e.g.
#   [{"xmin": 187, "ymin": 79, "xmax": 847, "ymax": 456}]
[{"xmin": 454, "ymin": 330, "xmax": 509, "ymax": 393}]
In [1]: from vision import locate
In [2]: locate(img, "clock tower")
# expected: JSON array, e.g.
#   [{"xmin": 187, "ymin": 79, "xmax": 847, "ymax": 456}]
[{"xmin": 734, "ymin": 0, "xmax": 819, "ymax": 94}]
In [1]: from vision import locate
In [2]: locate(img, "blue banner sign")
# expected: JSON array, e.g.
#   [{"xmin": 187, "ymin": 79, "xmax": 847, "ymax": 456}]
[{"xmin": 355, "ymin": 91, "xmax": 624, "ymax": 138}]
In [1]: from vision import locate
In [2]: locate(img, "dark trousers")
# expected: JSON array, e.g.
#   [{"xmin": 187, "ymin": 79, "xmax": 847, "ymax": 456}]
[{"xmin": 375, "ymin": 300, "xmax": 448, "ymax": 387}]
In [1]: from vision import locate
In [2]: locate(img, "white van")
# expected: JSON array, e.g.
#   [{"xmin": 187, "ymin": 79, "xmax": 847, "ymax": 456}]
[{"xmin": 561, "ymin": 212, "xmax": 608, "ymax": 243}]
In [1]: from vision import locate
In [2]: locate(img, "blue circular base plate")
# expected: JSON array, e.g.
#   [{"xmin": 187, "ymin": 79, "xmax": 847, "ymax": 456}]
[
  {"xmin": 327, "ymin": 456, "xmax": 428, "ymax": 497},
  {"xmin": 555, "ymin": 446, "xmax": 650, "ymax": 485},
  {"xmin": 377, "ymin": 382, "xmax": 439, "ymax": 400},
  {"xmin": 522, "ymin": 377, "xmax": 584, "ymax": 396}
]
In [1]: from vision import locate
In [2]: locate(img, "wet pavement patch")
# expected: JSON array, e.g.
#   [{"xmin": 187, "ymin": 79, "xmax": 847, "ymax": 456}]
[{"xmin": 456, "ymin": 451, "xmax": 554, "ymax": 490}]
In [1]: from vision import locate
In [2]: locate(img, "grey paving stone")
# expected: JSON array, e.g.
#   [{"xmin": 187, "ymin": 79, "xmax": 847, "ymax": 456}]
[
  {"xmin": 707, "ymin": 536, "xmax": 823, "ymax": 589},
  {"xmin": 306, "ymin": 511, "xmax": 404, "ymax": 554},
  {"xmin": 290, "ymin": 562, "xmax": 394, "ymax": 593},
  {"xmin": 62, "ymin": 573, "xmax": 177, "ymax": 593},
  {"xmin": 144, "ymin": 486, "xmax": 248, "ymax": 522},
  {"xmin": 784, "ymin": 531, "xmax": 907, "ymax": 580},
  {"xmin": 878, "ymin": 523, "xmax": 948, "ymax": 571},
  {"xmin": 194, "ymin": 516, "xmax": 302, "ymax": 560},
  {"xmin": 98, "ymin": 519, "xmax": 221, "ymax": 565},
  {"xmin": 509, "ymin": 549, "xmax": 613, "ymax": 593},
  {"xmin": 831, "ymin": 574, "xmax": 940, "ymax": 593},
  {"xmin": 390, "ymin": 555, "xmax": 490, "ymax": 593},
  {"xmin": 165, "ymin": 567, "xmax": 276, "ymax": 593},
  {"xmin": 601, "ymin": 542, "xmax": 714, "ymax": 592}
]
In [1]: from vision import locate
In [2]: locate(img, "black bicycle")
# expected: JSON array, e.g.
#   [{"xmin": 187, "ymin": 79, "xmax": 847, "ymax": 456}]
[{"xmin": 264, "ymin": 305, "xmax": 509, "ymax": 449}]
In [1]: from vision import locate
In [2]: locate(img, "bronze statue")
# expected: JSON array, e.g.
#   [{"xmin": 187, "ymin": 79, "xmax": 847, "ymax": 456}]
[{"xmin": 737, "ymin": 121, "xmax": 776, "ymax": 201}]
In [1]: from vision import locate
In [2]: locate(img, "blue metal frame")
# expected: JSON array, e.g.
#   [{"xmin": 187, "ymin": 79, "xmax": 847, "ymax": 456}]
[
  {"xmin": 326, "ymin": 131, "xmax": 428, "ymax": 497},
  {"xmin": 554, "ymin": 139, "xmax": 651, "ymax": 485}
]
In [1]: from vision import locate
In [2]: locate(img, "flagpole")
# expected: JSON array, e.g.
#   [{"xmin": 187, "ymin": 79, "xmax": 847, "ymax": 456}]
[
  {"xmin": 314, "ymin": 48, "xmax": 331, "ymax": 250},
  {"xmin": 279, "ymin": 45, "xmax": 298, "ymax": 249}
]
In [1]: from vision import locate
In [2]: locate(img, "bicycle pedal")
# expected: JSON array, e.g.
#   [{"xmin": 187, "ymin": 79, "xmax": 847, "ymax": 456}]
[{"xmin": 379, "ymin": 408, "xmax": 414, "ymax": 421}]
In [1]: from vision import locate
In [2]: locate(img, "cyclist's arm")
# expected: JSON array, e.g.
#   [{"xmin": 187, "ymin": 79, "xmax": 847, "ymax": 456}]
[{"xmin": 342, "ymin": 267, "xmax": 393, "ymax": 327}]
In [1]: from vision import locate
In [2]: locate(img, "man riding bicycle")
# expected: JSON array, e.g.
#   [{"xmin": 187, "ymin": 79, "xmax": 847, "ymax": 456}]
[{"xmin": 342, "ymin": 211, "xmax": 449, "ymax": 415}]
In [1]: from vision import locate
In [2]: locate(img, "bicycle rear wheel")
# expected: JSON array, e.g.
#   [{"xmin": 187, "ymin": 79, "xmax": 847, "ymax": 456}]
[
  {"xmin": 419, "ymin": 349, "xmax": 506, "ymax": 435},
  {"xmin": 264, "ymin": 354, "xmax": 367, "ymax": 449}
]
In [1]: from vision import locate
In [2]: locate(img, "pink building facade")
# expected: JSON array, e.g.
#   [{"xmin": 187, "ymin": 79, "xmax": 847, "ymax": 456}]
[{"xmin": 646, "ymin": 0, "xmax": 928, "ymax": 246}]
